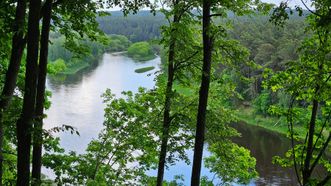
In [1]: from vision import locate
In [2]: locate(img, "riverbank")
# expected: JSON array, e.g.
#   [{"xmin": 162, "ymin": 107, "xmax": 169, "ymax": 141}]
[
  {"xmin": 111, "ymin": 51, "xmax": 127, "ymax": 56},
  {"xmin": 235, "ymin": 107, "xmax": 306, "ymax": 139},
  {"xmin": 56, "ymin": 51, "xmax": 127, "ymax": 75},
  {"xmin": 60, "ymin": 61, "xmax": 90, "ymax": 75},
  {"xmin": 129, "ymin": 54, "xmax": 156, "ymax": 62},
  {"xmin": 127, "ymin": 41, "xmax": 157, "ymax": 62}
]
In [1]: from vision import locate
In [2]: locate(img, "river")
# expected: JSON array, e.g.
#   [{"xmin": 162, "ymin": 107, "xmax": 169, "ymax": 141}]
[{"xmin": 45, "ymin": 53, "xmax": 297, "ymax": 185}]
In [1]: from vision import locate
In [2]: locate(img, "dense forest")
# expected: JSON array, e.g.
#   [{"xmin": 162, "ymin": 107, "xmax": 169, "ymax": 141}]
[
  {"xmin": 0, "ymin": 0, "xmax": 330, "ymax": 186},
  {"xmin": 97, "ymin": 11, "xmax": 165, "ymax": 42}
]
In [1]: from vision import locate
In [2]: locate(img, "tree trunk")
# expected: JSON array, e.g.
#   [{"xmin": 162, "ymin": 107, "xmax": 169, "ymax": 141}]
[
  {"xmin": 0, "ymin": 111, "xmax": 3, "ymax": 186},
  {"xmin": 16, "ymin": 0, "xmax": 41, "ymax": 184},
  {"xmin": 302, "ymin": 99, "xmax": 318, "ymax": 185},
  {"xmin": 32, "ymin": 0, "xmax": 53, "ymax": 184},
  {"xmin": 0, "ymin": 0, "xmax": 27, "ymax": 184},
  {"xmin": 302, "ymin": 62, "xmax": 322, "ymax": 185},
  {"xmin": 156, "ymin": 12, "xmax": 179, "ymax": 186},
  {"xmin": 191, "ymin": 0, "xmax": 212, "ymax": 185}
]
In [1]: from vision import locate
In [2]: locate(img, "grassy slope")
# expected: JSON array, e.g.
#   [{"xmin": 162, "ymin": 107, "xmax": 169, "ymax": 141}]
[
  {"xmin": 236, "ymin": 107, "xmax": 306, "ymax": 139},
  {"xmin": 60, "ymin": 62, "xmax": 90, "ymax": 75}
]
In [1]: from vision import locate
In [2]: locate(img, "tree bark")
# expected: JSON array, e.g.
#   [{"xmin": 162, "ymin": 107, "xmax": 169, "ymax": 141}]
[
  {"xmin": 191, "ymin": 0, "xmax": 212, "ymax": 185},
  {"xmin": 16, "ymin": 0, "xmax": 41, "ymax": 184},
  {"xmin": 32, "ymin": 0, "xmax": 53, "ymax": 184},
  {"xmin": 156, "ymin": 11, "xmax": 179, "ymax": 186},
  {"xmin": 302, "ymin": 99, "xmax": 318, "ymax": 185},
  {"xmin": 0, "ymin": 0, "xmax": 27, "ymax": 184}
]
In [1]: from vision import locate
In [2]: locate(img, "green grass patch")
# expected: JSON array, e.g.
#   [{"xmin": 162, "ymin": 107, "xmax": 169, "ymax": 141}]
[
  {"xmin": 130, "ymin": 54, "xmax": 156, "ymax": 62},
  {"xmin": 236, "ymin": 107, "xmax": 306, "ymax": 139},
  {"xmin": 60, "ymin": 62, "xmax": 90, "ymax": 75},
  {"xmin": 134, "ymin": 66, "xmax": 155, "ymax": 73}
]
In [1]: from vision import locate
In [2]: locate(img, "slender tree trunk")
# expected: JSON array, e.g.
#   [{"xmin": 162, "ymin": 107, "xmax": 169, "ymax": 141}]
[
  {"xmin": 302, "ymin": 99, "xmax": 318, "ymax": 185},
  {"xmin": 16, "ymin": 0, "xmax": 41, "ymax": 184},
  {"xmin": 191, "ymin": 0, "xmax": 212, "ymax": 185},
  {"xmin": 302, "ymin": 62, "xmax": 322, "ymax": 185},
  {"xmin": 0, "ymin": 111, "xmax": 3, "ymax": 186},
  {"xmin": 0, "ymin": 0, "xmax": 27, "ymax": 184},
  {"xmin": 0, "ymin": 0, "xmax": 26, "ymax": 183},
  {"xmin": 0, "ymin": 0, "xmax": 27, "ymax": 111},
  {"xmin": 156, "ymin": 12, "xmax": 179, "ymax": 186},
  {"xmin": 32, "ymin": 0, "xmax": 53, "ymax": 184}
]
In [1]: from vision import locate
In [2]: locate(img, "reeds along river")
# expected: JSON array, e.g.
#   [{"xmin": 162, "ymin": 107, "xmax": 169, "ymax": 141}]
[{"xmin": 45, "ymin": 53, "xmax": 298, "ymax": 185}]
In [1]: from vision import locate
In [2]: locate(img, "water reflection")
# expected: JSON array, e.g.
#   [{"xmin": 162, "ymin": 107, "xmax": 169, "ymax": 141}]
[
  {"xmin": 232, "ymin": 122, "xmax": 298, "ymax": 185},
  {"xmin": 48, "ymin": 62, "xmax": 99, "ymax": 88},
  {"xmin": 159, "ymin": 123, "xmax": 298, "ymax": 186},
  {"xmin": 45, "ymin": 53, "xmax": 160, "ymax": 153}
]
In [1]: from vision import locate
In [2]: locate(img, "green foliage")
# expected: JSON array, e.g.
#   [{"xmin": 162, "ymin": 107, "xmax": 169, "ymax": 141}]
[
  {"xmin": 200, "ymin": 176, "xmax": 214, "ymax": 186},
  {"xmin": 107, "ymin": 34, "xmax": 131, "ymax": 52},
  {"xmin": 1, "ymin": 96, "xmax": 23, "ymax": 184},
  {"xmin": 156, "ymin": 3, "xmax": 261, "ymax": 183},
  {"xmin": 48, "ymin": 37, "xmax": 73, "ymax": 62},
  {"xmin": 142, "ymin": 175, "xmax": 185, "ymax": 186},
  {"xmin": 205, "ymin": 143, "xmax": 258, "ymax": 185},
  {"xmin": 97, "ymin": 11, "xmax": 165, "ymax": 42},
  {"xmin": 127, "ymin": 42, "xmax": 155, "ymax": 61},
  {"xmin": 47, "ymin": 34, "xmax": 130, "ymax": 75},
  {"xmin": 47, "ymin": 58, "xmax": 67, "ymax": 75},
  {"xmin": 0, "ymin": 0, "xmax": 155, "ymax": 185},
  {"xmin": 2, "ymin": 140, "xmax": 17, "ymax": 185},
  {"xmin": 49, "ymin": 35, "xmax": 109, "ymax": 61},
  {"xmin": 204, "ymin": 79, "xmax": 258, "ymax": 185},
  {"xmin": 266, "ymin": 2, "xmax": 331, "ymax": 184},
  {"xmin": 3, "ymin": 1, "xmax": 324, "ymax": 185},
  {"xmin": 252, "ymin": 90, "xmax": 271, "ymax": 116},
  {"xmin": 51, "ymin": 0, "xmax": 106, "ymax": 46},
  {"xmin": 229, "ymin": 15, "xmax": 305, "ymax": 101},
  {"xmin": 42, "ymin": 86, "xmax": 194, "ymax": 185},
  {"xmin": 134, "ymin": 66, "xmax": 155, "ymax": 73}
]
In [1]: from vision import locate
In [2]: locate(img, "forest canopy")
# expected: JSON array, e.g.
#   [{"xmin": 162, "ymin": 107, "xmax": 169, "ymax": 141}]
[{"xmin": 0, "ymin": 1, "xmax": 330, "ymax": 186}]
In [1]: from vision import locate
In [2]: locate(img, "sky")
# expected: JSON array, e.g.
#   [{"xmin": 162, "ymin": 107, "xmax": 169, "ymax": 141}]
[
  {"xmin": 107, "ymin": 0, "xmax": 312, "ymax": 11},
  {"xmin": 265, "ymin": 0, "xmax": 315, "ymax": 10},
  {"xmin": 263, "ymin": 0, "xmax": 307, "ymax": 7}
]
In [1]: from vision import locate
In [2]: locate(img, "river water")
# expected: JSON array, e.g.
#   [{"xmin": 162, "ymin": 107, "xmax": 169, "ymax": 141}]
[{"xmin": 45, "ymin": 53, "xmax": 297, "ymax": 185}]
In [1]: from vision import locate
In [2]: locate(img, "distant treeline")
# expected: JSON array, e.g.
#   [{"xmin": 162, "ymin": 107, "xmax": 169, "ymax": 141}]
[
  {"xmin": 97, "ymin": 11, "xmax": 166, "ymax": 42},
  {"xmin": 49, "ymin": 35, "xmax": 131, "ymax": 61},
  {"xmin": 228, "ymin": 15, "xmax": 306, "ymax": 103},
  {"xmin": 52, "ymin": 11, "xmax": 307, "ymax": 97},
  {"xmin": 47, "ymin": 33, "xmax": 160, "ymax": 74},
  {"xmin": 48, "ymin": 34, "xmax": 131, "ymax": 74},
  {"xmin": 99, "ymin": 11, "xmax": 306, "ymax": 102}
]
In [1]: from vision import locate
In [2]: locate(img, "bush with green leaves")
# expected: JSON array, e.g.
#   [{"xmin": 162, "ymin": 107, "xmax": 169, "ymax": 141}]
[
  {"xmin": 252, "ymin": 90, "xmax": 272, "ymax": 116},
  {"xmin": 127, "ymin": 41, "xmax": 155, "ymax": 61}
]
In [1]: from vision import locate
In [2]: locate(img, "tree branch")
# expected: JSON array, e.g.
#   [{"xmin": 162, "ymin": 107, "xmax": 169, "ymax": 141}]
[
  {"xmin": 175, "ymin": 50, "xmax": 200, "ymax": 70},
  {"xmin": 300, "ymin": 0, "xmax": 322, "ymax": 17},
  {"xmin": 309, "ymin": 133, "xmax": 331, "ymax": 176},
  {"xmin": 288, "ymin": 95, "xmax": 303, "ymax": 186},
  {"xmin": 312, "ymin": 109, "xmax": 331, "ymax": 153},
  {"xmin": 209, "ymin": 13, "xmax": 224, "ymax": 18}
]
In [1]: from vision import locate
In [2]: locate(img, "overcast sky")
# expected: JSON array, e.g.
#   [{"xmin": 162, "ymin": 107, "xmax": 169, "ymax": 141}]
[
  {"xmin": 108, "ymin": 0, "xmax": 311, "ymax": 11},
  {"xmin": 262, "ymin": 0, "xmax": 312, "ymax": 8},
  {"xmin": 263, "ymin": 0, "xmax": 300, "ymax": 4}
]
